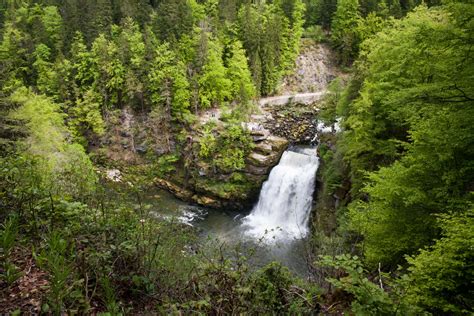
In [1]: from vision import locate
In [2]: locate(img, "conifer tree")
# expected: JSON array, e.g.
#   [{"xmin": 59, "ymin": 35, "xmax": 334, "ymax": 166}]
[
  {"xmin": 70, "ymin": 89, "xmax": 105, "ymax": 143},
  {"xmin": 331, "ymin": 0, "xmax": 362, "ymax": 65},
  {"xmin": 91, "ymin": 34, "xmax": 125, "ymax": 108},
  {"xmin": 70, "ymin": 32, "xmax": 95, "ymax": 90},
  {"xmin": 32, "ymin": 44, "xmax": 58, "ymax": 97},
  {"xmin": 226, "ymin": 41, "xmax": 256, "ymax": 107},
  {"xmin": 198, "ymin": 37, "xmax": 231, "ymax": 109},
  {"xmin": 0, "ymin": 23, "xmax": 28, "ymax": 92},
  {"xmin": 148, "ymin": 43, "xmax": 191, "ymax": 121}
]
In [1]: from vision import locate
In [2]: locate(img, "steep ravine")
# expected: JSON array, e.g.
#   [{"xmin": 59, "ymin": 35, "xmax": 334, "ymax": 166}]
[{"xmin": 98, "ymin": 40, "xmax": 341, "ymax": 210}]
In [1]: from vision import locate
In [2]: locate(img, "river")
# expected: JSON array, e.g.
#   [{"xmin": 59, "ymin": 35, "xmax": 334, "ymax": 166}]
[{"xmin": 106, "ymin": 145, "xmax": 319, "ymax": 277}]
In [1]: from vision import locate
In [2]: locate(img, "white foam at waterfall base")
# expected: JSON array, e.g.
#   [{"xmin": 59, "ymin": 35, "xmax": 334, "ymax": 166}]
[{"xmin": 242, "ymin": 149, "xmax": 319, "ymax": 243}]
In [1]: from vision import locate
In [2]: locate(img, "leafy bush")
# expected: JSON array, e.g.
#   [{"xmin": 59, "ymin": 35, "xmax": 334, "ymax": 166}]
[
  {"xmin": 155, "ymin": 154, "xmax": 179, "ymax": 177},
  {"xmin": 400, "ymin": 210, "xmax": 474, "ymax": 314},
  {"xmin": 0, "ymin": 216, "xmax": 21, "ymax": 286},
  {"xmin": 318, "ymin": 254, "xmax": 398, "ymax": 315},
  {"xmin": 197, "ymin": 121, "xmax": 254, "ymax": 174}
]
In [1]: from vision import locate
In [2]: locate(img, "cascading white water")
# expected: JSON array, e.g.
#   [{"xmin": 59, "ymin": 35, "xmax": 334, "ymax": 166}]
[{"xmin": 242, "ymin": 147, "xmax": 319, "ymax": 243}]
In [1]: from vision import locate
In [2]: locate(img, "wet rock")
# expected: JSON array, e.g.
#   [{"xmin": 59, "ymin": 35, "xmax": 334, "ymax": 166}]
[
  {"xmin": 155, "ymin": 178, "xmax": 193, "ymax": 200},
  {"xmin": 254, "ymin": 142, "xmax": 273, "ymax": 155},
  {"xmin": 192, "ymin": 195, "xmax": 221, "ymax": 208},
  {"xmin": 252, "ymin": 134, "xmax": 269, "ymax": 141},
  {"xmin": 245, "ymin": 164, "xmax": 270, "ymax": 175},
  {"xmin": 242, "ymin": 122, "xmax": 270, "ymax": 141},
  {"xmin": 267, "ymin": 135, "xmax": 289, "ymax": 152},
  {"xmin": 136, "ymin": 145, "xmax": 147, "ymax": 154},
  {"xmin": 247, "ymin": 152, "xmax": 275, "ymax": 167},
  {"xmin": 106, "ymin": 169, "xmax": 122, "ymax": 182}
]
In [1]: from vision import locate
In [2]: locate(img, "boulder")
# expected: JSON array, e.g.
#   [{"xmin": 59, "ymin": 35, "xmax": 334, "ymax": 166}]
[
  {"xmin": 192, "ymin": 195, "xmax": 221, "ymax": 208},
  {"xmin": 242, "ymin": 122, "xmax": 271, "ymax": 141},
  {"xmin": 155, "ymin": 178, "xmax": 193, "ymax": 200},
  {"xmin": 254, "ymin": 142, "xmax": 273, "ymax": 155},
  {"xmin": 245, "ymin": 164, "xmax": 270, "ymax": 175},
  {"xmin": 247, "ymin": 152, "xmax": 274, "ymax": 167},
  {"xmin": 252, "ymin": 133, "xmax": 269, "ymax": 141},
  {"xmin": 267, "ymin": 135, "xmax": 288, "ymax": 152},
  {"xmin": 106, "ymin": 169, "xmax": 122, "ymax": 182}
]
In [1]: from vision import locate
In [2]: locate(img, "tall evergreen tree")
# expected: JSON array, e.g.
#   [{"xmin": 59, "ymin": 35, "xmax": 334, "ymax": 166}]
[
  {"xmin": 198, "ymin": 37, "xmax": 231, "ymax": 109},
  {"xmin": 331, "ymin": 0, "xmax": 362, "ymax": 65},
  {"xmin": 226, "ymin": 41, "xmax": 256, "ymax": 106}
]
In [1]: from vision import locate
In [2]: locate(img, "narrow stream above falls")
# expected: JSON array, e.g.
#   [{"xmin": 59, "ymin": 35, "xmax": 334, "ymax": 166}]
[{"xmin": 107, "ymin": 146, "xmax": 319, "ymax": 276}]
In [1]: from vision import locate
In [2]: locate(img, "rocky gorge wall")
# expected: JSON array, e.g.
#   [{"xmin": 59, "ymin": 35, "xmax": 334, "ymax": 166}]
[
  {"xmin": 94, "ymin": 40, "xmax": 342, "ymax": 210},
  {"xmin": 93, "ymin": 105, "xmax": 290, "ymax": 209}
]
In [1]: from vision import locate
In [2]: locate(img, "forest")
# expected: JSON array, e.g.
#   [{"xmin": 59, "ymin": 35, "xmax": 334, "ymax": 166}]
[{"xmin": 0, "ymin": 0, "xmax": 472, "ymax": 314}]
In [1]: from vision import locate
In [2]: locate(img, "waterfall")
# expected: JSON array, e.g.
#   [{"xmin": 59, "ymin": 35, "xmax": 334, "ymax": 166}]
[{"xmin": 242, "ymin": 147, "xmax": 319, "ymax": 243}]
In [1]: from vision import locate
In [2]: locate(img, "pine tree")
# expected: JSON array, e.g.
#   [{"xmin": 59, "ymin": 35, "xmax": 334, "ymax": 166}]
[
  {"xmin": 90, "ymin": 0, "xmax": 113, "ymax": 41},
  {"xmin": 198, "ymin": 37, "xmax": 231, "ymax": 109},
  {"xmin": 154, "ymin": 0, "xmax": 194, "ymax": 42},
  {"xmin": 148, "ymin": 43, "xmax": 191, "ymax": 121},
  {"xmin": 226, "ymin": 41, "xmax": 256, "ymax": 110},
  {"xmin": 70, "ymin": 89, "xmax": 105, "ymax": 144},
  {"xmin": 39, "ymin": 6, "xmax": 63, "ymax": 55},
  {"xmin": 331, "ymin": 0, "xmax": 362, "ymax": 65},
  {"xmin": 70, "ymin": 32, "xmax": 95, "ymax": 90},
  {"xmin": 91, "ymin": 34, "xmax": 125, "ymax": 108},
  {"xmin": 0, "ymin": 22, "xmax": 29, "ymax": 93},
  {"xmin": 116, "ymin": 18, "xmax": 146, "ymax": 108},
  {"xmin": 32, "ymin": 44, "xmax": 58, "ymax": 97}
]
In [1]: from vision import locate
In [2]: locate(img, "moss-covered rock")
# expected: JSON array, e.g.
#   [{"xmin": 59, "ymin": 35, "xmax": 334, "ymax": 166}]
[{"xmin": 156, "ymin": 132, "xmax": 288, "ymax": 209}]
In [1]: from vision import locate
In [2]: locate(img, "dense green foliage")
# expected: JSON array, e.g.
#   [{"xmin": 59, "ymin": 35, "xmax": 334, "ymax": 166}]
[
  {"xmin": 0, "ymin": 1, "xmax": 313, "ymax": 313},
  {"xmin": 1, "ymin": 0, "xmax": 473, "ymax": 314},
  {"xmin": 0, "ymin": 151, "xmax": 319, "ymax": 313},
  {"xmin": 315, "ymin": 0, "xmax": 473, "ymax": 314},
  {"xmin": 343, "ymin": 2, "xmax": 474, "ymax": 266},
  {"xmin": 0, "ymin": 0, "xmax": 306, "ymax": 122},
  {"xmin": 238, "ymin": 0, "xmax": 305, "ymax": 95},
  {"xmin": 402, "ymin": 210, "xmax": 474, "ymax": 314},
  {"xmin": 303, "ymin": 0, "xmax": 442, "ymax": 64}
]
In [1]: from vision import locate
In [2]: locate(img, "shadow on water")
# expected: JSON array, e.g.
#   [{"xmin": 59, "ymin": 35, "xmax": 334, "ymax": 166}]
[{"xmin": 104, "ymin": 181, "xmax": 312, "ymax": 277}]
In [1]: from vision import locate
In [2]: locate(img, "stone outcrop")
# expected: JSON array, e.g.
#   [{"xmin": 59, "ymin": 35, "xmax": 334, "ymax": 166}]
[
  {"xmin": 156, "ymin": 130, "xmax": 289, "ymax": 210},
  {"xmin": 259, "ymin": 92, "xmax": 326, "ymax": 107},
  {"xmin": 155, "ymin": 178, "xmax": 224, "ymax": 208},
  {"xmin": 246, "ymin": 136, "xmax": 287, "ymax": 168},
  {"xmin": 155, "ymin": 178, "xmax": 194, "ymax": 201}
]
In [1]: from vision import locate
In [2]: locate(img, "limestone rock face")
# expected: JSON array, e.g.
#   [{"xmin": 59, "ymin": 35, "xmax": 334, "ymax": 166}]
[
  {"xmin": 244, "ymin": 164, "xmax": 269, "ymax": 176},
  {"xmin": 246, "ymin": 136, "xmax": 288, "ymax": 170},
  {"xmin": 247, "ymin": 152, "xmax": 273, "ymax": 167},
  {"xmin": 254, "ymin": 142, "xmax": 273, "ymax": 155},
  {"xmin": 155, "ymin": 178, "xmax": 193, "ymax": 201},
  {"xmin": 192, "ymin": 195, "xmax": 221, "ymax": 208},
  {"xmin": 156, "ymin": 133, "xmax": 288, "ymax": 210},
  {"xmin": 155, "ymin": 178, "xmax": 225, "ymax": 208},
  {"xmin": 267, "ymin": 135, "xmax": 289, "ymax": 152}
]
